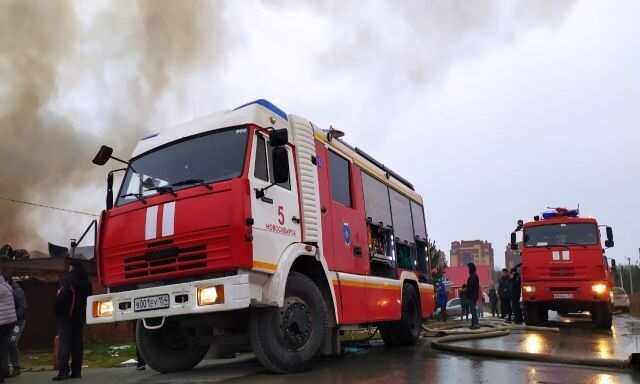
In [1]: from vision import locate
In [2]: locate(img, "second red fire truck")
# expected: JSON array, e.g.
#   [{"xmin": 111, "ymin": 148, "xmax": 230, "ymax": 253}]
[
  {"xmin": 87, "ymin": 99, "xmax": 435, "ymax": 373},
  {"xmin": 510, "ymin": 208, "xmax": 615, "ymax": 328}
]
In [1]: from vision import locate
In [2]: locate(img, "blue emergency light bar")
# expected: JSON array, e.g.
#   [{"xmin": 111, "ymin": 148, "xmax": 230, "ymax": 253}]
[
  {"xmin": 542, "ymin": 208, "xmax": 579, "ymax": 219},
  {"xmin": 233, "ymin": 99, "xmax": 288, "ymax": 121}
]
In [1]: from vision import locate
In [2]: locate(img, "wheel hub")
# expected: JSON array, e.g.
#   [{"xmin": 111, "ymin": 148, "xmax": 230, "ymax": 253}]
[{"xmin": 280, "ymin": 298, "xmax": 313, "ymax": 350}]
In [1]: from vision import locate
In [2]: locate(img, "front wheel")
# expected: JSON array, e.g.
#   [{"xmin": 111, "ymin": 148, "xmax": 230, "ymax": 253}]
[
  {"xmin": 524, "ymin": 303, "xmax": 540, "ymax": 325},
  {"xmin": 136, "ymin": 319, "xmax": 209, "ymax": 373},
  {"xmin": 592, "ymin": 303, "xmax": 612, "ymax": 329},
  {"xmin": 249, "ymin": 272, "xmax": 329, "ymax": 373},
  {"xmin": 379, "ymin": 284, "xmax": 422, "ymax": 346}
]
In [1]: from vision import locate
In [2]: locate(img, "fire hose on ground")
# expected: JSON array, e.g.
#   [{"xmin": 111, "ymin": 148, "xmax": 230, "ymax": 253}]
[{"xmin": 424, "ymin": 320, "xmax": 640, "ymax": 372}]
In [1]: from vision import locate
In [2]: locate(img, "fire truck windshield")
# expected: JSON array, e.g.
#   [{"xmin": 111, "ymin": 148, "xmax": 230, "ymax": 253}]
[
  {"xmin": 524, "ymin": 223, "xmax": 599, "ymax": 247},
  {"xmin": 116, "ymin": 127, "xmax": 248, "ymax": 206}
]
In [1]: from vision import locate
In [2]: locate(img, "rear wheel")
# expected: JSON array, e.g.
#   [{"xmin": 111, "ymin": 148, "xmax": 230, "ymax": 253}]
[
  {"xmin": 136, "ymin": 319, "xmax": 209, "ymax": 373},
  {"xmin": 249, "ymin": 272, "xmax": 329, "ymax": 373},
  {"xmin": 379, "ymin": 284, "xmax": 422, "ymax": 346}
]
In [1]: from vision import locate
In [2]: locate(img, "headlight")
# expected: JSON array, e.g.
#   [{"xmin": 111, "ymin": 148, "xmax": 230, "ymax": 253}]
[
  {"xmin": 523, "ymin": 285, "xmax": 536, "ymax": 293},
  {"xmin": 591, "ymin": 283, "xmax": 608, "ymax": 295},
  {"xmin": 93, "ymin": 300, "xmax": 114, "ymax": 318},
  {"xmin": 197, "ymin": 285, "xmax": 224, "ymax": 306}
]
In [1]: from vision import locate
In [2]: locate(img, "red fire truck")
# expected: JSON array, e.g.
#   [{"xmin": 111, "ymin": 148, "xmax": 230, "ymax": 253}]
[
  {"xmin": 87, "ymin": 99, "xmax": 435, "ymax": 373},
  {"xmin": 510, "ymin": 208, "xmax": 615, "ymax": 328}
]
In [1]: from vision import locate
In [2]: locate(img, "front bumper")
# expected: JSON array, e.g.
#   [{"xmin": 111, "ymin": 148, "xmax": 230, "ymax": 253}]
[{"xmin": 87, "ymin": 273, "xmax": 251, "ymax": 324}]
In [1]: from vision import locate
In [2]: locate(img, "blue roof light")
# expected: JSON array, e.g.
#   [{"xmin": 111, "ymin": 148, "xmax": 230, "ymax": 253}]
[
  {"xmin": 542, "ymin": 208, "xmax": 579, "ymax": 219},
  {"xmin": 233, "ymin": 99, "xmax": 288, "ymax": 121}
]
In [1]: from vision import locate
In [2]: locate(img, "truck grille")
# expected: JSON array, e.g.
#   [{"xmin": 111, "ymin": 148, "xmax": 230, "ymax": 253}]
[
  {"xmin": 549, "ymin": 287, "xmax": 578, "ymax": 292},
  {"xmin": 124, "ymin": 244, "xmax": 207, "ymax": 279},
  {"xmin": 535, "ymin": 265, "xmax": 589, "ymax": 280},
  {"xmin": 549, "ymin": 267, "xmax": 575, "ymax": 277}
]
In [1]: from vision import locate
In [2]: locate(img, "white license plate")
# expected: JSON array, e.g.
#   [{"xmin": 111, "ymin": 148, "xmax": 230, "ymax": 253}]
[
  {"xmin": 553, "ymin": 293, "xmax": 574, "ymax": 299},
  {"xmin": 134, "ymin": 294, "xmax": 170, "ymax": 312}
]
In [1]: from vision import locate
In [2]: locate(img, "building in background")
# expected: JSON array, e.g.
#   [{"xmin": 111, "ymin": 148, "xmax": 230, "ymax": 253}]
[
  {"xmin": 450, "ymin": 240, "xmax": 494, "ymax": 272},
  {"xmin": 504, "ymin": 243, "xmax": 521, "ymax": 270}
]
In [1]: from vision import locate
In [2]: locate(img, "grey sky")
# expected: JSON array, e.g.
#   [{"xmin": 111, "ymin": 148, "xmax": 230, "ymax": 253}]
[{"xmin": 2, "ymin": 1, "xmax": 638, "ymax": 268}]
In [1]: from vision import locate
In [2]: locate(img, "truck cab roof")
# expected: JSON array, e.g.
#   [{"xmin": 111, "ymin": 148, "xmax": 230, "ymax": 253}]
[
  {"xmin": 131, "ymin": 99, "xmax": 290, "ymax": 159},
  {"xmin": 524, "ymin": 216, "xmax": 598, "ymax": 228}
]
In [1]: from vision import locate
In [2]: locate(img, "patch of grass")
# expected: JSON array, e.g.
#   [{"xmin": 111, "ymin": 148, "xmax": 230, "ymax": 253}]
[{"xmin": 20, "ymin": 342, "xmax": 137, "ymax": 370}]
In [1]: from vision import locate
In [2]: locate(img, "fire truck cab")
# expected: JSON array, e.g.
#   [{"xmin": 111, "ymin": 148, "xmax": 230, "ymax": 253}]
[
  {"xmin": 510, "ymin": 208, "xmax": 615, "ymax": 328},
  {"xmin": 87, "ymin": 99, "xmax": 435, "ymax": 373}
]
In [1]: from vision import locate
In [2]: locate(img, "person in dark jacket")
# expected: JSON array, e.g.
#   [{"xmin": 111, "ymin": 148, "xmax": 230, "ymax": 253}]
[
  {"xmin": 510, "ymin": 268, "xmax": 523, "ymax": 324},
  {"xmin": 6, "ymin": 276, "xmax": 26, "ymax": 377},
  {"xmin": 489, "ymin": 286, "xmax": 499, "ymax": 317},
  {"xmin": 498, "ymin": 269, "xmax": 512, "ymax": 321},
  {"xmin": 459, "ymin": 285, "xmax": 468, "ymax": 320},
  {"xmin": 466, "ymin": 263, "xmax": 480, "ymax": 329},
  {"xmin": 53, "ymin": 260, "xmax": 92, "ymax": 381},
  {"xmin": 0, "ymin": 274, "xmax": 16, "ymax": 384}
]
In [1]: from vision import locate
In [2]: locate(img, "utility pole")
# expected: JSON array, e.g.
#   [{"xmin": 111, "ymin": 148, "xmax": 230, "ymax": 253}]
[{"xmin": 629, "ymin": 257, "xmax": 634, "ymax": 294}]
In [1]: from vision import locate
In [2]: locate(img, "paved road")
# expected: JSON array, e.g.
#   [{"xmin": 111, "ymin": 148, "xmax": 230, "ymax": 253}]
[{"xmin": 13, "ymin": 313, "xmax": 640, "ymax": 384}]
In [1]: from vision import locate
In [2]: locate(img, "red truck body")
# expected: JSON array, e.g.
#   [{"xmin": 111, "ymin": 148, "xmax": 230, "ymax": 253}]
[
  {"xmin": 513, "ymin": 209, "xmax": 614, "ymax": 328},
  {"xmin": 86, "ymin": 100, "xmax": 435, "ymax": 373}
]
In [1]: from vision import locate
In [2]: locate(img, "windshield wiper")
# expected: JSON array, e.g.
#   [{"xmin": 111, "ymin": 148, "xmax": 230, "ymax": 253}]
[
  {"xmin": 147, "ymin": 185, "xmax": 178, "ymax": 197},
  {"xmin": 120, "ymin": 192, "xmax": 147, "ymax": 204},
  {"xmin": 171, "ymin": 178, "xmax": 213, "ymax": 190}
]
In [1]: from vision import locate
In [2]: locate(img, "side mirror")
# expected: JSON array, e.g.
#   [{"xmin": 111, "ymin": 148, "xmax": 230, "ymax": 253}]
[
  {"xmin": 93, "ymin": 145, "xmax": 114, "ymax": 166},
  {"xmin": 106, "ymin": 172, "xmax": 114, "ymax": 210},
  {"xmin": 272, "ymin": 146, "xmax": 289, "ymax": 184},
  {"xmin": 510, "ymin": 232, "xmax": 518, "ymax": 250},
  {"xmin": 269, "ymin": 129, "xmax": 288, "ymax": 147},
  {"xmin": 605, "ymin": 226, "xmax": 614, "ymax": 248}
]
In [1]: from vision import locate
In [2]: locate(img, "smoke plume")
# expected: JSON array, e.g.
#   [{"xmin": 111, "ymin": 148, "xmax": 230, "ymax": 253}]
[
  {"xmin": 0, "ymin": 0, "xmax": 575, "ymax": 251},
  {"xmin": 0, "ymin": 0, "xmax": 225, "ymax": 250}
]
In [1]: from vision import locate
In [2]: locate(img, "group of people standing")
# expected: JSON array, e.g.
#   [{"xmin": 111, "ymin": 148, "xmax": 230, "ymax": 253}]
[
  {"xmin": 497, "ymin": 268, "xmax": 522, "ymax": 323},
  {"xmin": 0, "ymin": 274, "xmax": 27, "ymax": 383},
  {"xmin": 435, "ymin": 262, "xmax": 482, "ymax": 329},
  {"xmin": 434, "ymin": 264, "xmax": 523, "ymax": 328}
]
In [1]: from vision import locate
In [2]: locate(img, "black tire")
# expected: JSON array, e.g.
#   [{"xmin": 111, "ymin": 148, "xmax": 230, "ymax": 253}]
[
  {"xmin": 539, "ymin": 306, "xmax": 548, "ymax": 323},
  {"xmin": 249, "ymin": 272, "xmax": 329, "ymax": 373},
  {"xmin": 524, "ymin": 303, "xmax": 540, "ymax": 325},
  {"xmin": 379, "ymin": 323, "xmax": 399, "ymax": 346},
  {"xmin": 379, "ymin": 284, "xmax": 422, "ymax": 346},
  {"xmin": 593, "ymin": 303, "xmax": 612, "ymax": 329},
  {"xmin": 136, "ymin": 319, "xmax": 209, "ymax": 373}
]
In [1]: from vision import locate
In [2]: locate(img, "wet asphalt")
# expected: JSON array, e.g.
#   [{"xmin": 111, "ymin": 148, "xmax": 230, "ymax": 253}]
[{"xmin": 12, "ymin": 312, "xmax": 640, "ymax": 384}]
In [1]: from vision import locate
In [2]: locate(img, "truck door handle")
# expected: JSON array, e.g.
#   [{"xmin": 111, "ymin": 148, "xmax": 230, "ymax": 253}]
[
  {"xmin": 260, "ymin": 196, "xmax": 273, "ymax": 204},
  {"xmin": 292, "ymin": 216, "xmax": 300, "ymax": 224},
  {"xmin": 321, "ymin": 207, "xmax": 327, "ymax": 214},
  {"xmin": 353, "ymin": 246, "xmax": 362, "ymax": 257}
]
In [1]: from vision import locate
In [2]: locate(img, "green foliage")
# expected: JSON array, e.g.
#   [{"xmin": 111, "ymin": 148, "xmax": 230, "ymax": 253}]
[{"xmin": 426, "ymin": 238, "xmax": 447, "ymax": 281}]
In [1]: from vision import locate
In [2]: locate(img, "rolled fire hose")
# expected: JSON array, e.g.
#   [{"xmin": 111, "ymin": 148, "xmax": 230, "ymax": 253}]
[{"xmin": 427, "ymin": 322, "xmax": 635, "ymax": 371}]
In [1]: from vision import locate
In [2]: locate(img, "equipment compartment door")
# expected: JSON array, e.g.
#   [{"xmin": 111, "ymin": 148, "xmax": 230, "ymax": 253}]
[{"xmin": 316, "ymin": 143, "xmax": 368, "ymax": 275}]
